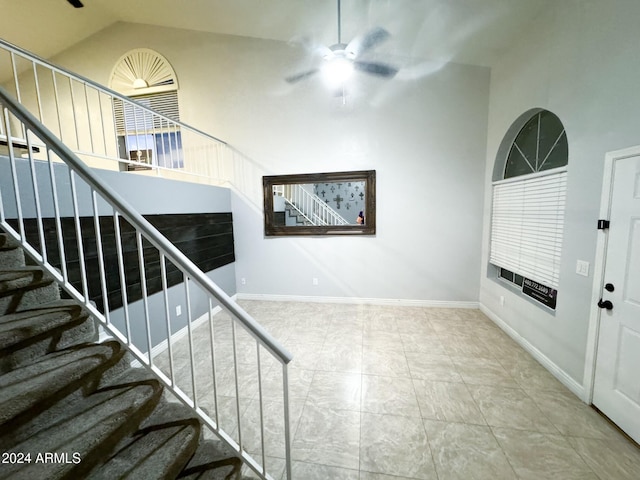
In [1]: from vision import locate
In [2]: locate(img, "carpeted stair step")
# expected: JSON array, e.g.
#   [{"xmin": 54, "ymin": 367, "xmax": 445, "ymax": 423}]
[
  {"xmin": 0, "ymin": 364, "xmax": 156, "ymax": 450},
  {"xmin": 178, "ymin": 438, "xmax": 243, "ymax": 480},
  {"xmin": 0, "ymin": 232, "xmax": 20, "ymax": 250},
  {"xmin": 0, "ymin": 234, "xmax": 25, "ymax": 268},
  {"xmin": 0, "ymin": 299, "xmax": 97, "ymax": 373},
  {"xmin": 0, "ymin": 341, "xmax": 125, "ymax": 432},
  {"xmin": 88, "ymin": 400, "xmax": 203, "ymax": 480},
  {"xmin": 0, "ymin": 266, "xmax": 60, "ymax": 315},
  {"xmin": 0, "ymin": 365, "xmax": 164, "ymax": 480}
]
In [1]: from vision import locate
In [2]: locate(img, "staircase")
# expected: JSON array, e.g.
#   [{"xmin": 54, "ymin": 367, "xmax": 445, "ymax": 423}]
[
  {"xmin": 0, "ymin": 41, "xmax": 293, "ymax": 480},
  {"xmin": 284, "ymin": 204, "xmax": 312, "ymax": 226},
  {"xmin": 0, "ymin": 232, "xmax": 244, "ymax": 479}
]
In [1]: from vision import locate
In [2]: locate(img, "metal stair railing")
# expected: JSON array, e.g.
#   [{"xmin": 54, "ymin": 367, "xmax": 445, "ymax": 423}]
[
  {"xmin": 0, "ymin": 38, "xmax": 230, "ymax": 185},
  {"xmin": 277, "ymin": 184, "xmax": 349, "ymax": 226},
  {"xmin": 0, "ymin": 86, "xmax": 292, "ymax": 480}
]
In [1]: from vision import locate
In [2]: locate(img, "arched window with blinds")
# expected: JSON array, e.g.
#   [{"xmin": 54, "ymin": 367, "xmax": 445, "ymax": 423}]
[
  {"xmin": 489, "ymin": 110, "xmax": 569, "ymax": 310},
  {"xmin": 109, "ymin": 49, "xmax": 182, "ymax": 170}
]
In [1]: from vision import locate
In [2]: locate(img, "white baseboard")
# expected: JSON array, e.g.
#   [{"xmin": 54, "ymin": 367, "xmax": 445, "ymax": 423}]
[
  {"xmin": 236, "ymin": 293, "xmax": 479, "ymax": 309},
  {"xmin": 479, "ymin": 303, "xmax": 586, "ymax": 401}
]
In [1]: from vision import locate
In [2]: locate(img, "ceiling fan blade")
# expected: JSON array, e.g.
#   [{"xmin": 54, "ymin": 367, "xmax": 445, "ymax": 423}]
[
  {"xmin": 346, "ymin": 27, "xmax": 390, "ymax": 58},
  {"xmin": 67, "ymin": 0, "xmax": 84, "ymax": 7},
  {"xmin": 285, "ymin": 68, "xmax": 320, "ymax": 84},
  {"xmin": 353, "ymin": 61, "xmax": 398, "ymax": 78},
  {"xmin": 290, "ymin": 36, "xmax": 333, "ymax": 59}
]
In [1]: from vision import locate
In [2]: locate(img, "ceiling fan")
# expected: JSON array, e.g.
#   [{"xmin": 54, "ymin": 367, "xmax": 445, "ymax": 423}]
[
  {"xmin": 67, "ymin": 0, "xmax": 84, "ymax": 7},
  {"xmin": 286, "ymin": 0, "xmax": 398, "ymax": 85}
]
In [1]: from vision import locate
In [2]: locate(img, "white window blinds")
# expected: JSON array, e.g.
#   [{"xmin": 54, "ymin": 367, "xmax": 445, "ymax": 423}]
[
  {"xmin": 490, "ymin": 168, "xmax": 567, "ymax": 288},
  {"xmin": 114, "ymin": 91, "xmax": 180, "ymax": 135}
]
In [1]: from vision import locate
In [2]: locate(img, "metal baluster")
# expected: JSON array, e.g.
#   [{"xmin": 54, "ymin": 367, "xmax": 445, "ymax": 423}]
[
  {"xmin": 32, "ymin": 61, "xmax": 44, "ymax": 123},
  {"xmin": 111, "ymin": 95, "xmax": 124, "ymax": 162},
  {"xmin": 46, "ymin": 146, "xmax": 68, "ymax": 282},
  {"xmin": 10, "ymin": 52, "xmax": 21, "ymax": 104},
  {"xmin": 68, "ymin": 77, "xmax": 81, "ymax": 150},
  {"xmin": 2, "ymin": 108, "xmax": 25, "ymax": 241},
  {"xmin": 160, "ymin": 254, "xmax": 176, "ymax": 386},
  {"xmin": 97, "ymin": 91, "xmax": 108, "ymax": 157},
  {"xmin": 231, "ymin": 319, "xmax": 243, "ymax": 452},
  {"xmin": 142, "ymin": 109, "xmax": 151, "ymax": 170},
  {"xmin": 184, "ymin": 277, "xmax": 198, "ymax": 406},
  {"xmin": 168, "ymin": 123, "xmax": 176, "ymax": 169},
  {"xmin": 113, "ymin": 212, "xmax": 132, "ymax": 343},
  {"xmin": 83, "ymin": 83, "xmax": 95, "ymax": 153},
  {"xmin": 282, "ymin": 363, "xmax": 292, "ymax": 480},
  {"xmin": 131, "ymin": 100, "xmax": 141, "ymax": 167},
  {"xmin": 256, "ymin": 344, "xmax": 266, "ymax": 476},
  {"xmin": 137, "ymin": 232, "xmax": 153, "ymax": 363},
  {"xmin": 149, "ymin": 110, "xmax": 158, "ymax": 171},
  {"xmin": 51, "ymin": 71, "xmax": 64, "ymax": 142},
  {"xmin": 207, "ymin": 298, "xmax": 220, "ymax": 428},
  {"xmin": 91, "ymin": 190, "xmax": 110, "ymax": 323},
  {"xmin": 26, "ymin": 131, "xmax": 46, "ymax": 263},
  {"xmin": 158, "ymin": 118, "xmax": 168, "ymax": 168},
  {"xmin": 68, "ymin": 170, "xmax": 89, "ymax": 303}
]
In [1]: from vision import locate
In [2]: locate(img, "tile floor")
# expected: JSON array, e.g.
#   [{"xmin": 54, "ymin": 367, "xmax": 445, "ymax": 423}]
[{"xmin": 155, "ymin": 300, "xmax": 640, "ymax": 480}]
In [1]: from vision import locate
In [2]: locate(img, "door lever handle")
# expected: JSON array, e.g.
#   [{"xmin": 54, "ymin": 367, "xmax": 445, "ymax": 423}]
[{"xmin": 598, "ymin": 299, "xmax": 613, "ymax": 310}]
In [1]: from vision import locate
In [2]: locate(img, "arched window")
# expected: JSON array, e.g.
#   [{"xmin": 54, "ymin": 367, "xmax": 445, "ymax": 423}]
[
  {"xmin": 109, "ymin": 49, "xmax": 182, "ymax": 169},
  {"xmin": 489, "ymin": 109, "xmax": 568, "ymax": 310}
]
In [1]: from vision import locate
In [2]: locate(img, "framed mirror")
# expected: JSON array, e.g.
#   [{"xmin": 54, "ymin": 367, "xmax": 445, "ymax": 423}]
[{"xmin": 263, "ymin": 170, "xmax": 376, "ymax": 236}]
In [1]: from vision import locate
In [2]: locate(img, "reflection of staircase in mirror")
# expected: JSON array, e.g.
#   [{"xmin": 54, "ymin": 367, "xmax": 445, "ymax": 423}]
[
  {"xmin": 284, "ymin": 203, "xmax": 313, "ymax": 226},
  {"xmin": 277, "ymin": 184, "xmax": 349, "ymax": 226}
]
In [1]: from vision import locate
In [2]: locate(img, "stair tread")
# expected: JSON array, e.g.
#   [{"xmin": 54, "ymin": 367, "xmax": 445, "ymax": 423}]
[
  {"xmin": 0, "ymin": 299, "xmax": 91, "ymax": 352},
  {"xmin": 0, "ymin": 341, "xmax": 124, "ymax": 428},
  {"xmin": 0, "ymin": 266, "xmax": 60, "ymax": 315},
  {"xmin": 1, "ymin": 366, "xmax": 158, "ymax": 450},
  {"xmin": 178, "ymin": 438, "xmax": 242, "ymax": 480},
  {"xmin": 0, "ymin": 244, "xmax": 24, "ymax": 268},
  {"xmin": 0, "ymin": 233, "xmax": 20, "ymax": 249},
  {"xmin": 1, "ymin": 367, "xmax": 163, "ymax": 479},
  {"xmin": 89, "ymin": 401, "xmax": 202, "ymax": 479},
  {"xmin": 0, "ymin": 267, "xmax": 55, "ymax": 293}
]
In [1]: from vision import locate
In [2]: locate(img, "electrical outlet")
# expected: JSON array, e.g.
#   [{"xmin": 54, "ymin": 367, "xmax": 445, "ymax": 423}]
[
  {"xmin": 500, "ymin": 295, "xmax": 505, "ymax": 306},
  {"xmin": 312, "ymin": 277, "xmax": 318, "ymax": 286},
  {"xmin": 576, "ymin": 260, "xmax": 590, "ymax": 277},
  {"xmin": 241, "ymin": 277, "xmax": 246, "ymax": 285},
  {"xmin": 176, "ymin": 305, "xmax": 182, "ymax": 316}
]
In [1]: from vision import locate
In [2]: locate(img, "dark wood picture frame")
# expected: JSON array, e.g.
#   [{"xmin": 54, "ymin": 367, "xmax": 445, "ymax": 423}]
[{"xmin": 263, "ymin": 170, "xmax": 376, "ymax": 236}]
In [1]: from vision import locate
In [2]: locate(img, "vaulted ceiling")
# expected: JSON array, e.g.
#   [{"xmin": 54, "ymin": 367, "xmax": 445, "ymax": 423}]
[{"xmin": 1, "ymin": 0, "xmax": 551, "ymax": 67}]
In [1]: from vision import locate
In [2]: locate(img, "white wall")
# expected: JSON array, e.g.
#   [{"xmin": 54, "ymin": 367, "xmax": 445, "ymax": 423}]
[
  {"xmin": 46, "ymin": 21, "xmax": 490, "ymax": 304},
  {"xmin": 479, "ymin": 0, "xmax": 640, "ymax": 395}
]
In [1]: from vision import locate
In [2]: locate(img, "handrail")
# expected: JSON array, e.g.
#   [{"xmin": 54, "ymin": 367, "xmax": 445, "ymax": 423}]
[{"xmin": 0, "ymin": 86, "xmax": 292, "ymax": 480}]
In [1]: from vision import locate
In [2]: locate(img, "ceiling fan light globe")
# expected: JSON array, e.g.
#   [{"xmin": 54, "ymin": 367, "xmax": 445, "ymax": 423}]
[{"xmin": 322, "ymin": 57, "xmax": 353, "ymax": 87}]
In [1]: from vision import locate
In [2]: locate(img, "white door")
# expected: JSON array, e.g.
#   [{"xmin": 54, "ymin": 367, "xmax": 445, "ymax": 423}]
[{"xmin": 593, "ymin": 154, "xmax": 640, "ymax": 444}]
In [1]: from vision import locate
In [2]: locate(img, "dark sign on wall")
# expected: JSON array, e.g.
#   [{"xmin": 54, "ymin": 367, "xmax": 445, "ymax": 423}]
[
  {"xmin": 9, "ymin": 213, "xmax": 235, "ymax": 312},
  {"xmin": 522, "ymin": 277, "xmax": 558, "ymax": 310}
]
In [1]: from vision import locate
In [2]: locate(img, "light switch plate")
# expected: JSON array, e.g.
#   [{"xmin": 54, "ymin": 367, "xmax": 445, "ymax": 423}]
[{"xmin": 576, "ymin": 260, "xmax": 590, "ymax": 277}]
